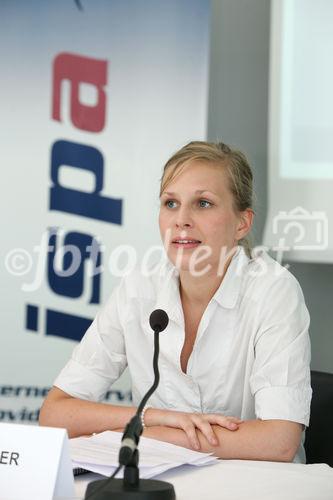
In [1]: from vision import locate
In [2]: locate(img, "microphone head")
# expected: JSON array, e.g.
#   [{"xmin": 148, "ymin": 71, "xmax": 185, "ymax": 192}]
[{"xmin": 149, "ymin": 309, "xmax": 169, "ymax": 332}]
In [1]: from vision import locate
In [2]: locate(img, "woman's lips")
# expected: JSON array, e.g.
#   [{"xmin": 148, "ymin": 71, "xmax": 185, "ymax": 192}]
[{"xmin": 171, "ymin": 239, "xmax": 202, "ymax": 249}]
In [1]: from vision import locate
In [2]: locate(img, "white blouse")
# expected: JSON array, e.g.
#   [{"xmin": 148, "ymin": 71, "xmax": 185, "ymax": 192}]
[{"xmin": 54, "ymin": 246, "xmax": 312, "ymax": 463}]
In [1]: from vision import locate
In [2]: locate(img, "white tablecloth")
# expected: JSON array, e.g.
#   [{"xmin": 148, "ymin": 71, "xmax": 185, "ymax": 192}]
[{"xmin": 71, "ymin": 459, "xmax": 333, "ymax": 500}]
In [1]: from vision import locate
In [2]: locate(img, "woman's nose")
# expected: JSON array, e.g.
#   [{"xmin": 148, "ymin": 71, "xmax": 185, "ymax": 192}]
[
  {"xmin": 176, "ymin": 221, "xmax": 192, "ymax": 229},
  {"xmin": 175, "ymin": 207, "xmax": 193, "ymax": 228}
]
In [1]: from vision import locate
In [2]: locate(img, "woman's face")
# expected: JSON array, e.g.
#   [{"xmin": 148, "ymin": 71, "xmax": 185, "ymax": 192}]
[{"xmin": 159, "ymin": 161, "xmax": 252, "ymax": 276}]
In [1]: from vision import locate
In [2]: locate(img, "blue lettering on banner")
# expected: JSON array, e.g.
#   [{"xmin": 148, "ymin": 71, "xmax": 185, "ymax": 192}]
[
  {"xmin": 26, "ymin": 305, "xmax": 39, "ymax": 332},
  {"xmin": 0, "ymin": 408, "xmax": 40, "ymax": 423},
  {"xmin": 46, "ymin": 308, "xmax": 92, "ymax": 342},
  {"xmin": 0, "ymin": 385, "xmax": 132, "ymax": 403},
  {"xmin": 25, "ymin": 52, "xmax": 124, "ymax": 344},
  {"xmin": 0, "ymin": 385, "xmax": 132, "ymax": 423},
  {"xmin": 50, "ymin": 140, "xmax": 122, "ymax": 224},
  {"xmin": 47, "ymin": 228, "xmax": 101, "ymax": 304}
]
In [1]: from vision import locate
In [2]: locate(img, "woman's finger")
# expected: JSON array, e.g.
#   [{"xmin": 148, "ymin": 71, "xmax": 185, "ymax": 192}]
[
  {"xmin": 205, "ymin": 414, "xmax": 243, "ymax": 423},
  {"xmin": 191, "ymin": 415, "xmax": 218, "ymax": 445},
  {"xmin": 226, "ymin": 416, "xmax": 244, "ymax": 423},
  {"xmin": 204, "ymin": 414, "xmax": 242, "ymax": 430},
  {"xmin": 182, "ymin": 422, "xmax": 201, "ymax": 450}
]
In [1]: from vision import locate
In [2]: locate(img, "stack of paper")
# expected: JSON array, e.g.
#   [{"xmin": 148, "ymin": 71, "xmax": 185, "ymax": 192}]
[{"xmin": 70, "ymin": 430, "xmax": 218, "ymax": 478}]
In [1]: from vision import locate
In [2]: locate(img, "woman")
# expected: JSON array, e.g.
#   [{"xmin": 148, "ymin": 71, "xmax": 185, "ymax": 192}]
[{"xmin": 40, "ymin": 141, "xmax": 312, "ymax": 463}]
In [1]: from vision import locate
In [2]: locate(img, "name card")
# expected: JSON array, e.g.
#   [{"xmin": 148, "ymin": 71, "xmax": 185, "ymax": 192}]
[{"xmin": 0, "ymin": 423, "xmax": 74, "ymax": 500}]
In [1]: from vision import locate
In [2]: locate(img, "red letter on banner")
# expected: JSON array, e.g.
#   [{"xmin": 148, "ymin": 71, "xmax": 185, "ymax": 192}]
[{"xmin": 52, "ymin": 52, "xmax": 107, "ymax": 132}]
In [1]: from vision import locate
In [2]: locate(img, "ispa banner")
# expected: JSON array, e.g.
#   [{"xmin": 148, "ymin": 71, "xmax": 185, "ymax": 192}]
[{"xmin": 0, "ymin": 0, "xmax": 210, "ymax": 424}]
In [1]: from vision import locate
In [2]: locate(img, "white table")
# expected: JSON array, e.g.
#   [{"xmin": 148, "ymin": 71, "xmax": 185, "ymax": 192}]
[{"xmin": 72, "ymin": 459, "xmax": 333, "ymax": 500}]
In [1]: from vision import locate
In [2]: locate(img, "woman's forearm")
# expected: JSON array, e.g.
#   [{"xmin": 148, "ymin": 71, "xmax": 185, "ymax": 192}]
[
  {"xmin": 39, "ymin": 387, "xmax": 137, "ymax": 438},
  {"xmin": 142, "ymin": 419, "xmax": 301, "ymax": 462}
]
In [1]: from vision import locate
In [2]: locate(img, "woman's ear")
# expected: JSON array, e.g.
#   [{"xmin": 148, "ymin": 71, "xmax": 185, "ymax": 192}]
[{"xmin": 236, "ymin": 209, "xmax": 254, "ymax": 240}]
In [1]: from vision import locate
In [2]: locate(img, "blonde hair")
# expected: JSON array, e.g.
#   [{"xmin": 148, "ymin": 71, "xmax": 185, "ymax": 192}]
[{"xmin": 160, "ymin": 140, "xmax": 255, "ymax": 258}]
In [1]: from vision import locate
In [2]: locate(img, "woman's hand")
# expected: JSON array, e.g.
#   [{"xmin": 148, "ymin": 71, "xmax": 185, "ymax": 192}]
[{"xmin": 145, "ymin": 408, "xmax": 243, "ymax": 451}]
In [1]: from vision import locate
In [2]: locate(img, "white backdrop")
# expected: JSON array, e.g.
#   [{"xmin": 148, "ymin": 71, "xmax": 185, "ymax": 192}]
[
  {"xmin": 0, "ymin": 0, "xmax": 210, "ymax": 423},
  {"xmin": 264, "ymin": 0, "xmax": 332, "ymax": 263}
]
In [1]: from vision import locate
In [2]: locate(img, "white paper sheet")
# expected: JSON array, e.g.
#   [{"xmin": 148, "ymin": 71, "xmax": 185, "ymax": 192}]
[{"xmin": 70, "ymin": 430, "xmax": 218, "ymax": 478}]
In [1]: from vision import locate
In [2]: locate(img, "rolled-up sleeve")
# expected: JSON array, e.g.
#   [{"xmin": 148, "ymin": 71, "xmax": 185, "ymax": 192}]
[
  {"xmin": 54, "ymin": 280, "xmax": 127, "ymax": 402},
  {"xmin": 249, "ymin": 275, "xmax": 312, "ymax": 427}
]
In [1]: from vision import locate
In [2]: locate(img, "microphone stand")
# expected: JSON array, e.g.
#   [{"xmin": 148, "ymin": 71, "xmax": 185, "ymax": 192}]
[{"xmin": 85, "ymin": 311, "xmax": 176, "ymax": 500}]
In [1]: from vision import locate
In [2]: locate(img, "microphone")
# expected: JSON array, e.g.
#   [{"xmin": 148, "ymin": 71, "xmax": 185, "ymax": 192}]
[
  {"xmin": 85, "ymin": 309, "xmax": 175, "ymax": 500},
  {"xmin": 149, "ymin": 308, "xmax": 169, "ymax": 332},
  {"xmin": 118, "ymin": 309, "xmax": 169, "ymax": 465},
  {"xmin": 118, "ymin": 414, "xmax": 142, "ymax": 466}
]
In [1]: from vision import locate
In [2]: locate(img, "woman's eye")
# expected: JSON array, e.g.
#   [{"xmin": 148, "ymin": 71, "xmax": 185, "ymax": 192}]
[
  {"xmin": 165, "ymin": 200, "xmax": 177, "ymax": 209},
  {"xmin": 199, "ymin": 200, "xmax": 212, "ymax": 208}
]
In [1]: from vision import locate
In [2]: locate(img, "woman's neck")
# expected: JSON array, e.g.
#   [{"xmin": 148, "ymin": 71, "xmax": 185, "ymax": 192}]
[{"xmin": 179, "ymin": 253, "xmax": 234, "ymax": 308}]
